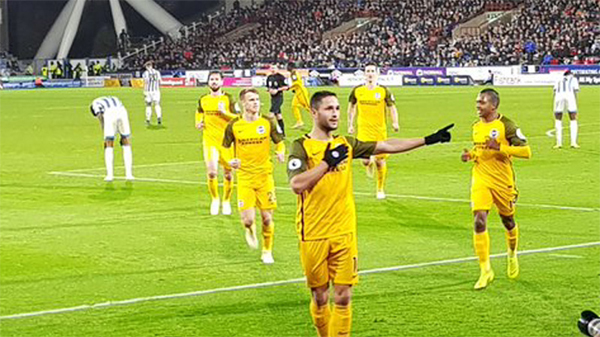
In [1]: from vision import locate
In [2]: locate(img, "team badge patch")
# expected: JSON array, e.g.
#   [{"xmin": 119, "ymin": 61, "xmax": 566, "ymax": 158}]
[
  {"xmin": 375, "ymin": 92, "xmax": 381, "ymax": 99},
  {"xmin": 288, "ymin": 158, "xmax": 302, "ymax": 170},
  {"xmin": 257, "ymin": 125, "xmax": 266, "ymax": 134},
  {"xmin": 490, "ymin": 129, "xmax": 499, "ymax": 139},
  {"xmin": 238, "ymin": 200, "xmax": 244, "ymax": 208}
]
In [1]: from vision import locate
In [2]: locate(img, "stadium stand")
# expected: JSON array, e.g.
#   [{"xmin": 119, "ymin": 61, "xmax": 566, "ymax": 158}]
[
  {"xmin": 121, "ymin": 0, "xmax": 600, "ymax": 70},
  {"xmin": 449, "ymin": 0, "xmax": 600, "ymax": 66}
]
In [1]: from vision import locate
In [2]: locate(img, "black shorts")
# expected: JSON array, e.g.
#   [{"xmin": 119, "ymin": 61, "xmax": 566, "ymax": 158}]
[{"xmin": 270, "ymin": 95, "xmax": 284, "ymax": 115}]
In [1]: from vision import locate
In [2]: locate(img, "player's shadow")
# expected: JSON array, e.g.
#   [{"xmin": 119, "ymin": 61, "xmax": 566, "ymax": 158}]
[
  {"xmin": 146, "ymin": 124, "xmax": 167, "ymax": 130},
  {"xmin": 89, "ymin": 181, "xmax": 133, "ymax": 201}
]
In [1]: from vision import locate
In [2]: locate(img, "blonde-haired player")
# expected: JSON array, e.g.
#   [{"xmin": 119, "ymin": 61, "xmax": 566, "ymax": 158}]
[
  {"xmin": 288, "ymin": 90, "xmax": 453, "ymax": 336},
  {"xmin": 223, "ymin": 88, "xmax": 285, "ymax": 264},
  {"xmin": 196, "ymin": 71, "xmax": 238, "ymax": 215},
  {"xmin": 462, "ymin": 88, "xmax": 532, "ymax": 290},
  {"xmin": 287, "ymin": 63, "xmax": 310, "ymax": 129},
  {"xmin": 347, "ymin": 63, "xmax": 399, "ymax": 199}
]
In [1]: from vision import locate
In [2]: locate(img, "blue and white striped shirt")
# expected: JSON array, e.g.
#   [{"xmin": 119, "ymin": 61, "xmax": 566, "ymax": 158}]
[
  {"xmin": 91, "ymin": 96, "xmax": 124, "ymax": 115},
  {"xmin": 554, "ymin": 75, "xmax": 579, "ymax": 95},
  {"xmin": 142, "ymin": 69, "xmax": 161, "ymax": 92}
]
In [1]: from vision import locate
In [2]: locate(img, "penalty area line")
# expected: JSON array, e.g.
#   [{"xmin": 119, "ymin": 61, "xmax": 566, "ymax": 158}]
[
  {"xmin": 1, "ymin": 241, "xmax": 599, "ymax": 320},
  {"xmin": 48, "ymin": 171, "xmax": 600, "ymax": 212}
]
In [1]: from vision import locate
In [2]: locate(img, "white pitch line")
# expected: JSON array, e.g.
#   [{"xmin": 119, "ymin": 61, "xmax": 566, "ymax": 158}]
[
  {"xmin": 48, "ymin": 171, "xmax": 600, "ymax": 212},
  {"xmin": 548, "ymin": 253, "xmax": 583, "ymax": 259},
  {"xmin": 1, "ymin": 240, "xmax": 598, "ymax": 321},
  {"xmin": 544, "ymin": 122, "xmax": 600, "ymax": 138},
  {"xmin": 61, "ymin": 161, "xmax": 201, "ymax": 173}
]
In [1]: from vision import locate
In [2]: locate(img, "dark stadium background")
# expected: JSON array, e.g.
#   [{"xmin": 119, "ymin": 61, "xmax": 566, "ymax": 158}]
[{"xmin": 8, "ymin": 0, "xmax": 219, "ymax": 58}]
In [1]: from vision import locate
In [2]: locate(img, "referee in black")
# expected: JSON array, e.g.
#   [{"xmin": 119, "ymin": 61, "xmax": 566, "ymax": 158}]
[{"xmin": 266, "ymin": 64, "xmax": 288, "ymax": 136}]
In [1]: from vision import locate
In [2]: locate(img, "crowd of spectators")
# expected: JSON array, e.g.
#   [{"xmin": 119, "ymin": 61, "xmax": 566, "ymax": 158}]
[
  {"xmin": 122, "ymin": 0, "xmax": 600, "ymax": 70},
  {"xmin": 448, "ymin": 0, "xmax": 600, "ymax": 66},
  {"xmin": 0, "ymin": 52, "xmax": 21, "ymax": 77}
]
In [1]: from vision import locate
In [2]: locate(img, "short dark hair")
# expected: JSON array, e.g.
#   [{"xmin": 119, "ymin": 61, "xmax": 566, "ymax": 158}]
[
  {"xmin": 480, "ymin": 88, "xmax": 500, "ymax": 108},
  {"xmin": 287, "ymin": 62, "xmax": 295, "ymax": 71},
  {"xmin": 365, "ymin": 62, "xmax": 378, "ymax": 69},
  {"xmin": 310, "ymin": 91, "xmax": 337, "ymax": 110},
  {"xmin": 239, "ymin": 88, "xmax": 259, "ymax": 101},
  {"xmin": 208, "ymin": 70, "xmax": 222, "ymax": 79}
]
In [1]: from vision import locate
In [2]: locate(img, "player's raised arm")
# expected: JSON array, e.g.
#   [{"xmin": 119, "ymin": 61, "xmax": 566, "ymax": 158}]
[
  {"xmin": 288, "ymin": 141, "xmax": 348, "ymax": 194},
  {"xmin": 485, "ymin": 118, "xmax": 531, "ymax": 159},
  {"xmin": 373, "ymin": 123, "xmax": 454, "ymax": 154}
]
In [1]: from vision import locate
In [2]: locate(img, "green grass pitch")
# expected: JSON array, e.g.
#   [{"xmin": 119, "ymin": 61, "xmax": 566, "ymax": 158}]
[{"xmin": 0, "ymin": 85, "xmax": 598, "ymax": 336}]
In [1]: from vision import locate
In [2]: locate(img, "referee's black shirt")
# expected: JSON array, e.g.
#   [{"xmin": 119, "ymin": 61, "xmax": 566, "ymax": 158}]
[{"xmin": 266, "ymin": 73, "xmax": 287, "ymax": 98}]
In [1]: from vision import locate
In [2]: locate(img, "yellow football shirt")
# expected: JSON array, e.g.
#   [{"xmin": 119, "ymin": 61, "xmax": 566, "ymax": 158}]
[
  {"xmin": 290, "ymin": 70, "xmax": 306, "ymax": 91},
  {"xmin": 222, "ymin": 115, "xmax": 284, "ymax": 182},
  {"xmin": 196, "ymin": 92, "xmax": 237, "ymax": 145},
  {"xmin": 287, "ymin": 135, "xmax": 376, "ymax": 241},
  {"xmin": 349, "ymin": 85, "xmax": 395, "ymax": 141},
  {"xmin": 471, "ymin": 115, "xmax": 528, "ymax": 190}
]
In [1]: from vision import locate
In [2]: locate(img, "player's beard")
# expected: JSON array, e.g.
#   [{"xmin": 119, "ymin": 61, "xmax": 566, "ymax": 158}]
[
  {"xmin": 209, "ymin": 85, "xmax": 221, "ymax": 93},
  {"xmin": 321, "ymin": 119, "xmax": 338, "ymax": 133}
]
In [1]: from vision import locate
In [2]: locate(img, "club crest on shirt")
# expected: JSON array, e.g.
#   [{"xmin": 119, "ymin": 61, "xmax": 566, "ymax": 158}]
[
  {"xmin": 374, "ymin": 92, "xmax": 381, "ymax": 100},
  {"xmin": 257, "ymin": 125, "xmax": 266, "ymax": 135},
  {"xmin": 489, "ymin": 129, "xmax": 499, "ymax": 139},
  {"xmin": 288, "ymin": 158, "xmax": 302, "ymax": 170}
]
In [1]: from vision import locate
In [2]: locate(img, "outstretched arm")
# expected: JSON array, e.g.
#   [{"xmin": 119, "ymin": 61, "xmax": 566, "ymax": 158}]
[
  {"xmin": 373, "ymin": 138, "xmax": 424, "ymax": 154},
  {"xmin": 374, "ymin": 123, "xmax": 454, "ymax": 155}
]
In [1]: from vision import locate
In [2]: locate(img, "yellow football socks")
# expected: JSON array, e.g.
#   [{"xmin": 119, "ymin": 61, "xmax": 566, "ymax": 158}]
[
  {"xmin": 506, "ymin": 224, "xmax": 520, "ymax": 279},
  {"xmin": 223, "ymin": 178, "xmax": 233, "ymax": 202},
  {"xmin": 376, "ymin": 162, "xmax": 387, "ymax": 193},
  {"xmin": 310, "ymin": 300, "xmax": 331, "ymax": 337},
  {"xmin": 473, "ymin": 231, "xmax": 491, "ymax": 271},
  {"xmin": 262, "ymin": 221, "xmax": 274, "ymax": 252},
  {"xmin": 505, "ymin": 224, "xmax": 519, "ymax": 255},
  {"xmin": 329, "ymin": 304, "xmax": 352, "ymax": 337},
  {"xmin": 208, "ymin": 176, "xmax": 219, "ymax": 200}
]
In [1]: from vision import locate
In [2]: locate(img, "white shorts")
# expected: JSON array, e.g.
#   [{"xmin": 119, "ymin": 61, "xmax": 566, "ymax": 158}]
[
  {"xmin": 103, "ymin": 107, "xmax": 131, "ymax": 140},
  {"xmin": 144, "ymin": 91, "xmax": 161, "ymax": 104},
  {"xmin": 554, "ymin": 95, "xmax": 577, "ymax": 113}
]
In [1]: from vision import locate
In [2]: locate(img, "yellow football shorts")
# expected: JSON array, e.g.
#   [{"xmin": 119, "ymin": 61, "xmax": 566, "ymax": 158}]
[
  {"xmin": 300, "ymin": 232, "xmax": 358, "ymax": 288},
  {"xmin": 203, "ymin": 140, "xmax": 232, "ymax": 170},
  {"xmin": 471, "ymin": 182, "xmax": 518, "ymax": 216},
  {"xmin": 237, "ymin": 174, "xmax": 277, "ymax": 211}
]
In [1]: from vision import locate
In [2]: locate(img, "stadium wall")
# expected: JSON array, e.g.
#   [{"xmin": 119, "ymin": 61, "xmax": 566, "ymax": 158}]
[{"xmin": 2, "ymin": 66, "xmax": 600, "ymax": 90}]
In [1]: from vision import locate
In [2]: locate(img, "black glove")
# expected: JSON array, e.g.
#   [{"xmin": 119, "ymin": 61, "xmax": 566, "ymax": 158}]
[
  {"xmin": 425, "ymin": 123, "xmax": 454, "ymax": 145},
  {"xmin": 322, "ymin": 143, "xmax": 349, "ymax": 168}
]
